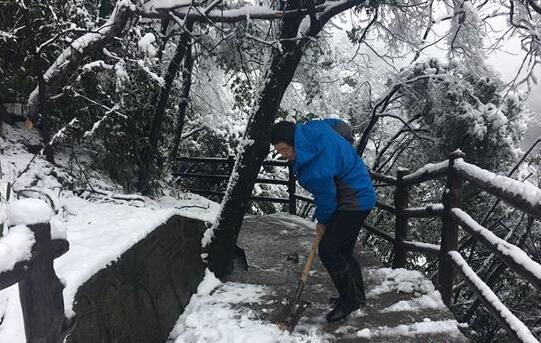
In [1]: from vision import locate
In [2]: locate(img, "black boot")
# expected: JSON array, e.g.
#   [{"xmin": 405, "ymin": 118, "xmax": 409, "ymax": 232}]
[
  {"xmin": 329, "ymin": 263, "xmax": 367, "ymax": 306},
  {"xmin": 327, "ymin": 270, "xmax": 360, "ymax": 323},
  {"xmin": 350, "ymin": 261, "xmax": 367, "ymax": 306}
]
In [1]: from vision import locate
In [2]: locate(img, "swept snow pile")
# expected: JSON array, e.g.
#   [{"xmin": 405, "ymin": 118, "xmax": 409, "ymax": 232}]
[
  {"xmin": 168, "ymin": 269, "xmax": 330, "ymax": 343},
  {"xmin": 367, "ymin": 268, "xmax": 438, "ymax": 297}
]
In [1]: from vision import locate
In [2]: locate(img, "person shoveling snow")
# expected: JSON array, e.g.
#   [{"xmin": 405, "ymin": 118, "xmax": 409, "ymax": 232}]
[{"xmin": 270, "ymin": 119, "xmax": 376, "ymax": 324}]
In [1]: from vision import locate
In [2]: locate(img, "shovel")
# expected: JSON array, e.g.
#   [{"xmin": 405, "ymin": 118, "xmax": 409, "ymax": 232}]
[{"xmin": 271, "ymin": 226, "xmax": 326, "ymax": 331}]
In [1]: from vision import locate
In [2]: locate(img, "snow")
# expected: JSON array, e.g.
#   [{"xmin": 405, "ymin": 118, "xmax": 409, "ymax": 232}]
[
  {"xmin": 356, "ymin": 319, "xmax": 462, "ymax": 338},
  {"xmin": 168, "ymin": 269, "xmax": 330, "ymax": 343},
  {"xmin": 454, "ymin": 158, "xmax": 541, "ymax": 208},
  {"xmin": 448, "ymin": 251, "xmax": 539, "ymax": 343},
  {"xmin": 0, "ymin": 225, "xmax": 35, "ymax": 274},
  {"xmin": 81, "ymin": 60, "xmax": 114, "ymax": 71},
  {"xmin": 367, "ymin": 268, "xmax": 438, "ymax": 297},
  {"xmin": 381, "ymin": 293, "xmax": 446, "ymax": 312},
  {"xmin": 7, "ymin": 198, "xmax": 54, "ymax": 226},
  {"xmin": 0, "ymin": 286, "xmax": 24, "ymax": 342},
  {"xmin": 401, "ymin": 160, "xmax": 448, "ymax": 184},
  {"xmin": 403, "ymin": 240, "xmax": 440, "ymax": 253},
  {"xmin": 137, "ymin": 60, "xmax": 165, "ymax": 87},
  {"xmin": 144, "ymin": 0, "xmax": 192, "ymax": 11},
  {"xmin": 451, "ymin": 208, "xmax": 541, "ymax": 282},
  {"xmin": 26, "ymin": 0, "xmax": 134, "ymax": 115},
  {"xmin": 55, "ymin": 193, "xmax": 219, "ymax": 318},
  {"xmin": 50, "ymin": 218, "xmax": 67, "ymax": 240},
  {"xmin": 137, "ymin": 33, "xmax": 157, "ymax": 57}
]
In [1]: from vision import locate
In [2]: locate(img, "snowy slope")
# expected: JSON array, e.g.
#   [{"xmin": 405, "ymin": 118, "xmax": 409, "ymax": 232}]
[{"xmin": 0, "ymin": 123, "xmax": 221, "ymax": 341}]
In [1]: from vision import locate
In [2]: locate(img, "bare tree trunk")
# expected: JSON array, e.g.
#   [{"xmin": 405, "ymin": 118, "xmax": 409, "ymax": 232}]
[
  {"xmin": 138, "ymin": 21, "xmax": 193, "ymax": 194},
  {"xmin": 206, "ymin": 0, "xmax": 372, "ymax": 278},
  {"xmin": 169, "ymin": 39, "xmax": 194, "ymax": 163},
  {"xmin": 206, "ymin": 14, "xmax": 305, "ymax": 278}
]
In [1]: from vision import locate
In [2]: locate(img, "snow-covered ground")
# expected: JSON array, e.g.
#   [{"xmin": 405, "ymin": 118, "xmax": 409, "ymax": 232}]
[
  {"xmin": 165, "ymin": 266, "xmax": 464, "ymax": 342},
  {"xmin": 0, "ymin": 123, "xmax": 223, "ymax": 341}
]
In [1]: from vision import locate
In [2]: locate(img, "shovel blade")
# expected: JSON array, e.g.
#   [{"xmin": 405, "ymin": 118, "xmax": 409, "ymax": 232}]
[{"xmin": 271, "ymin": 299, "xmax": 310, "ymax": 332}]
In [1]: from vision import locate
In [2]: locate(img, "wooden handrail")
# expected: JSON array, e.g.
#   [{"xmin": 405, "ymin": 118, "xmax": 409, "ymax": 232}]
[
  {"xmin": 176, "ymin": 172, "xmax": 290, "ymax": 185},
  {"xmin": 402, "ymin": 204, "xmax": 444, "ymax": 218},
  {"xmin": 376, "ymin": 200, "xmax": 396, "ymax": 214},
  {"xmin": 392, "ymin": 168, "xmax": 410, "ymax": 268},
  {"xmin": 448, "ymin": 251, "xmax": 539, "ymax": 343},
  {"xmin": 438, "ymin": 151, "xmax": 464, "ymax": 306},
  {"xmin": 451, "ymin": 208, "xmax": 541, "ymax": 291},
  {"xmin": 294, "ymin": 194, "xmax": 314, "ymax": 203},
  {"xmin": 0, "ymin": 260, "xmax": 31, "ymax": 290},
  {"xmin": 453, "ymin": 159, "xmax": 541, "ymax": 221},
  {"xmin": 177, "ymin": 156, "xmax": 289, "ymax": 167},
  {"xmin": 402, "ymin": 240, "xmax": 440, "ymax": 255},
  {"xmin": 401, "ymin": 160, "xmax": 448, "ymax": 186},
  {"xmin": 362, "ymin": 222, "xmax": 395, "ymax": 243},
  {"xmin": 187, "ymin": 189, "xmax": 291, "ymax": 203},
  {"xmin": 369, "ymin": 170, "xmax": 397, "ymax": 185}
]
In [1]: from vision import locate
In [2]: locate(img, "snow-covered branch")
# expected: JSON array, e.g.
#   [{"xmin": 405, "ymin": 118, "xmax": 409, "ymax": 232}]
[{"xmin": 25, "ymin": 0, "xmax": 134, "ymax": 122}]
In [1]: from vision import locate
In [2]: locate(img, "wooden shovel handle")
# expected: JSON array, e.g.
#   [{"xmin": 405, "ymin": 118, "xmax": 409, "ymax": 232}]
[{"xmin": 299, "ymin": 226, "xmax": 326, "ymax": 282}]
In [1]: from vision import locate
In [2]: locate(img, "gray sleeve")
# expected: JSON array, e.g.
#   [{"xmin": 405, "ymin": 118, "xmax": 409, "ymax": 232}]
[{"xmin": 332, "ymin": 121, "xmax": 354, "ymax": 144}]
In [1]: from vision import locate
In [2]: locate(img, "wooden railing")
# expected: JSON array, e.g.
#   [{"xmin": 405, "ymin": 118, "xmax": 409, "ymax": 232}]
[
  {"xmin": 363, "ymin": 151, "xmax": 541, "ymax": 343},
  {"xmin": 0, "ymin": 205, "xmax": 70, "ymax": 343},
  {"xmin": 174, "ymin": 156, "xmax": 302, "ymax": 215}
]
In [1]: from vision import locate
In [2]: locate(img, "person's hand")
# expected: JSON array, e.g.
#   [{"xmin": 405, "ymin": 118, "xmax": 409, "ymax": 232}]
[{"xmin": 316, "ymin": 223, "xmax": 327, "ymax": 235}]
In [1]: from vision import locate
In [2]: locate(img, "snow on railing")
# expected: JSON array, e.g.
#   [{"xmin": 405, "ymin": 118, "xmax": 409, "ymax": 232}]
[
  {"xmin": 402, "ymin": 240, "xmax": 440, "ymax": 255},
  {"xmin": 401, "ymin": 160, "xmax": 448, "ymax": 186},
  {"xmin": 451, "ymin": 208, "xmax": 541, "ymax": 289},
  {"xmin": 1, "ymin": 199, "xmax": 69, "ymax": 343},
  {"xmin": 453, "ymin": 159, "xmax": 541, "ymax": 220},
  {"xmin": 0, "ymin": 225, "xmax": 35, "ymax": 275},
  {"xmin": 449, "ymin": 251, "xmax": 539, "ymax": 343}
]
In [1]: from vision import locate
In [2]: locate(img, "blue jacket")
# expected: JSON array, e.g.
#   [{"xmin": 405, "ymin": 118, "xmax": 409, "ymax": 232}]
[{"xmin": 293, "ymin": 119, "xmax": 376, "ymax": 225}]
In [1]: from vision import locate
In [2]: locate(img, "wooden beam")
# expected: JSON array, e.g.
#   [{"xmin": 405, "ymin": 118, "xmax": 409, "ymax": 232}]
[
  {"xmin": 376, "ymin": 200, "xmax": 396, "ymax": 214},
  {"xmin": 451, "ymin": 208, "xmax": 541, "ymax": 291},
  {"xmin": 392, "ymin": 168, "xmax": 410, "ymax": 268},
  {"xmin": 362, "ymin": 222, "xmax": 395, "ymax": 243},
  {"xmin": 438, "ymin": 151, "xmax": 463, "ymax": 306},
  {"xmin": 403, "ymin": 204, "xmax": 444, "ymax": 218},
  {"xmin": 401, "ymin": 160, "xmax": 448, "ymax": 186},
  {"xmin": 448, "ymin": 251, "xmax": 538, "ymax": 343},
  {"xmin": 369, "ymin": 170, "xmax": 397, "ymax": 185},
  {"xmin": 0, "ymin": 261, "xmax": 30, "ymax": 290},
  {"xmin": 453, "ymin": 159, "xmax": 541, "ymax": 221},
  {"xmin": 402, "ymin": 240, "xmax": 440, "ymax": 255}
]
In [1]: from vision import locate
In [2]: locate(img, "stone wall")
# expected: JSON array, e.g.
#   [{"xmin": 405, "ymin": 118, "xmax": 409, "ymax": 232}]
[{"xmin": 66, "ymin": 215, "xmax": 206, "ymax": 343}]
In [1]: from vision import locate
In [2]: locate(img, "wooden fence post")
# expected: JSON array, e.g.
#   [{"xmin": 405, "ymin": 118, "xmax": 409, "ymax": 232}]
[
  {"xmin": 392, "ymin": 168, "xmax": 410, "ymax": 268},
  {"xmin": 18, "ymin": 221, "xmax": 68, "ymax": 343},
  {"xmin": 438, "ymin": 150, "xmax": 465, "ymax": 306},
  {"xmin": 287, "ymin": 165, "xmax": 296, "ymax": 215}
]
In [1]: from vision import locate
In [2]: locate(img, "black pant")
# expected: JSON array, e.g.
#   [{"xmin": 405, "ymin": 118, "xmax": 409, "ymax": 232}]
[{"xmin": 318, "ymin": 210, "xmax": 371, "ymax": 273}]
